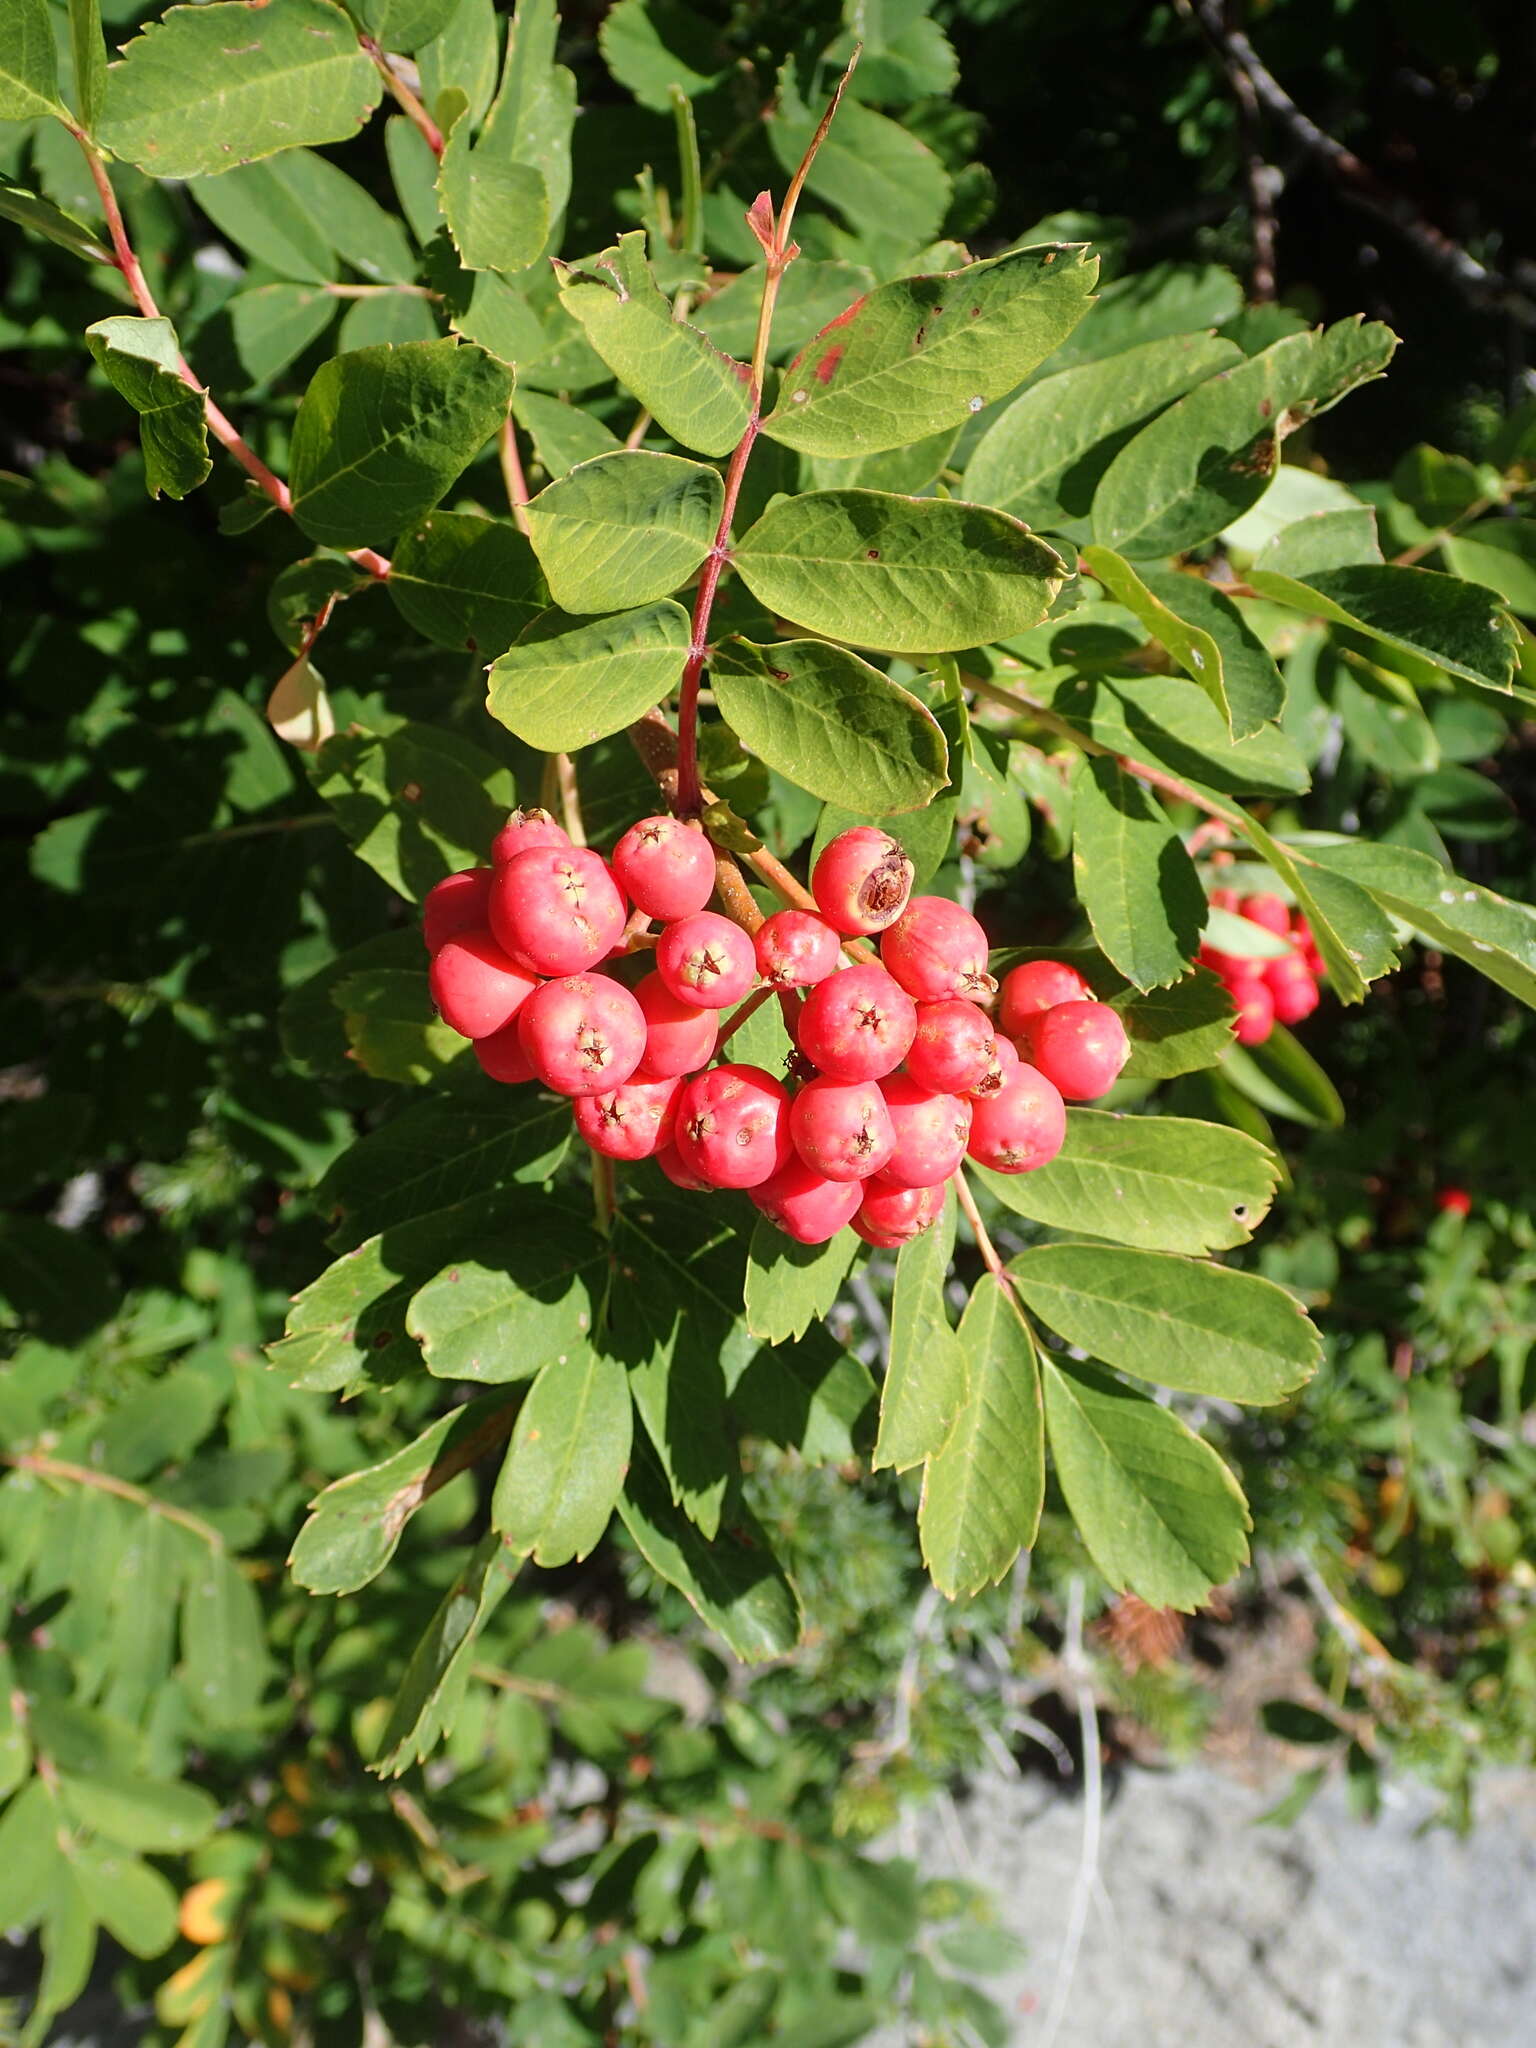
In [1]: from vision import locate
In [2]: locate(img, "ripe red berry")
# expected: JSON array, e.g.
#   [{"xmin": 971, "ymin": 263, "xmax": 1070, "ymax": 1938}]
[
  {"xmin": 997, "ymin": 958, "xmax": 1094, "ymax": 1040},
  {"xmin": 474, "ymin": 1020, "xmax": 536, "ymax": 1085},
  {"xmin": 490, "ymin": 847, "xmax": 627, "ymax": 976},
  {"xmin": 429, "ymin": 929, "xmax": 541, "ymax": 1040},
  {"xmin": 1228, "ymin": 976, "xmax": 1275, "ymax": 1047},
  {"xmin": 516, "ymin": 973, "xmax": 646, "ymax": 1095},
  {"xmin": 906, "ymin": 999, "xmax": 999, "ymax": 1096},
  {"xmin": 492, "ymin": 806, "xmax": 569, "ymax": 865},
  {"xmin": 754, "ymin": 909, "xmax": 841, "ymax": 989},
  {"xmin": 655, "ymin": 912, "xmax": 757, "ymax": 1010},
  {"xmin": 810, "ymin": 826, "xmax": 915, "ymax": 936},
  {"xmin": 1022, "ymin": 1001, "xmax": 1131, "ymax": 1101},
  {"xmin": 1436, "ymin": 1186, "xmax": 1473, "ymax": 1217},
  {"xmin": 423, "ymin": 867, "xmax": 493, "ymax": 954},
  {"xmin": 1242, "ymin": 892, "xmax": 1291, "ymax": 936},
  {"xmin": 789, "ymin": 1076, "xmax": 896, "ymax": 1182},
  {"xmin": 611, "ymin": 815, "xmax": 717, "ymax": 922},
  {"xmin": 1208, "ymin": 886, "xmax": 1240, "ymax": 914},
  {"xmin": 1291, "ymin": 913, "xmax": 1326, "ymax": 978},
  {"xmin": 966, "ymin": 1062, "xmax": 1066, "ymax": 1174},
  {"xmin": 673, "ymin": 1064, "xmax": 792, "ymax": 1189},
  {"xmin": 1263, "ymin": 957, "xmax": 1320, "ymax": 1025},
  {"xmin": 751, "ymin": 1158, "xmax": 863, "ymax": 1244},
  {"xmin": 880, "ymin": 896, "xmax": 996, "ymax": 1003},
  {"xmin": 968, "ymin": 1031, "xmax": 1020, "ymax": 1100},
  {"xmin": 573, "ymin": 1074, "xmax": 681, "ymax": 1160},
  {"xmin": 631, "ymin": 971, "xmax": 719, "ymax": 1080},
  {"xmin": 876, "ymin": 1074, "xmax": 970, "ymax": 1189},
  {"xmin": 853, "ymin": 1180, "xmax": 948, "ymax": 1249},
  {"xmin": 797, "ymin": 963, "xmax": 916, "ymax": 1082},
  {"xmin": 655, "ymin": 1141, "xmax": 712, "ymax": 1192}
]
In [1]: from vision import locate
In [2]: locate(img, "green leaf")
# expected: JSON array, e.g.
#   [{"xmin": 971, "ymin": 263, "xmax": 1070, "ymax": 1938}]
[
  {"xmin": 1079, "ymin": 545, "xmax": 1230, "ymax": 726},
  {"xmin": 556, "ymin": 231, "xmax": 751, "ymax": 458},
  {"xmin": 918, "ymin": 1275, "xmax": 1044, "ymax": 1597},
  {"xmin": 768, "ymin": 65, "xmax": 950, "ymax": 250},
  {"xmin": 389, "ymin": 509, "xmax": 547, "ymax": 654},
  {"xmin": 289, "ymin": 339, "xmax": 515, "ymax": 549},
  {"xmin": 486, "ymin": 599, "xmax": 691, "ymax": 750},
  {"xmin": 84, "ymin": 317, "xmax": 210, "ymax": 502},
  {"xmin": 228, "ymin": 284, "xmax": 336, "ymax": 387},
  {"xmin": 763, "ymin": 244, "xmax": 1098, "ymax": 459},
  {"xmin": 1040, "ymin": 260, "xmax": 1243, "ymax": 375},
  {"xmin": 312, "ymin": 720, "xmax": 516, "ymax": 900},
  {"xmin": 965, "ymin": 331, "xmax": 1241, "ymax": 528},
  {"xmin": 872, "ymin": 1191, "xmax": 965, "ymax": 1471},
  {"xmin": 743, "ymin": 1218, "xmax": 858, "ymax": 1344},
  {"xmin": 266, "ymin": 146, "xmax": 420, "ymax": 283},
  {"xmin": 0, "ymin": 1782, "xmax": 61, "ymax": 1929},
  {"xmin": 436, "ymin": 90, "xmax": 548, "ymax": 275},
  {"xmin": 492, "ymin": 1348, "xmax": 632, "ymax": 1566},
  {"xmin": 1009, "ymin": 1243, "xmax": 1320, "ymax": 1403},
  {"xmin": 1072, "ymin": 755, "xmax": 1206, "ymax": 990},
  {"xmin": 1254, "ymin": 505, "xmax": 1382, "ymax": 577},
  {"xmin": 514, "ymin": 390, "xmax": 622, "ymax": 476},
  {"xmin": 70, "ymin": 1844, "xmax": 177, "ymax": 1959},
  {"xmin": 375, "ymin": 1530, "xmax": 522, "ymax": 1775},
  {"xmin": 1109, "ymin": 964, "xmax": 1237, "ymax": 1080},
  {"xmin": 1040, "ymin": 1354, "xmax": 1250, "ymax": 1611},
  {"xmin": 97, "ymin": 0, "xmax": 380, "ymax": 179},
  {"xmin": 192, "ymin": 159, "xmax": 338, "ymax": 282},
  {"xmin": 0, "ymin": 0, "xmax": 67, "ymax": 120},
  {"xmin": 0, "ymin": 172, "xmax": 108, "ymax": 262},
  {"xmin": 56, "ymin": 1771, "xmax": 219, "ymax": 1853},
  {"xmin": 1443, "ymin": 518, "xmax": 1536, "ymax": 616},
  {"xmin": 709, "ymin": 637, "xmax": 949, "ymax": 814},
  {"xmin": 181, "ymin": 1548, "xmax": 270, "ymax": 1724},
  {"xmin": 352, "ymin": 0, "xmax": 458, "ymax": 53},
  {"xmin": 1246, "ymin": 563, "xmax": 1519, "ymax": 692},
  {"xmin": 694, "ymin": 260, "xmax": 875, "ymax": 364},
  {"xmin": 525, "ymin": 450, "xmax": 722, "ymax": 612},
  {"xmin": 339, "ymin": 289, "xmax": 438, "ymax": 353},
  {"xmin": 406, "ymin": 1212, "xmax": 609, "ymax": 1383},
  {"xmin": 974, "ymin": 1110, "xmax": 1278, "ymax": 1255},
  {"xmin": 733, "ymin": 491, "xmax": 1065, "ymax": 656},
  {"xmin": 727, "ymin": 1323, "xmax": 875, "ymax": 1465},
  {"xmin": 478, "ymin": 0, "xmax": 576, "ymax": 231},
  {"xmin": 599, "ymin": 0, "xmax": 729, "ymax": 110},
  {"xmin": 68, "ymin": 0, "xmax": 106, "ymax": 132},
  {"xmin": 1231, "ymin": 810, "xmax": 1399, "ymax": 1003}
]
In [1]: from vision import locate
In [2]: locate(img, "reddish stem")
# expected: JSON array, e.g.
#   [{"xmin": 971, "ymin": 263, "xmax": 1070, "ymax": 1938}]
[{"xmin": 360, "ymin": 40, "xmax": 444, "ymax": 156}]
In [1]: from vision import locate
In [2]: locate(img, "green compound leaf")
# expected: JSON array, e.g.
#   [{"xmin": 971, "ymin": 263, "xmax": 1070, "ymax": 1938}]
[
  {"xmin": 0, "ymin": 0, "xmax": 68, "ymax": 120},
  {"xmin": 406, "ymin": 1212, "xmax": 609, "ymax": 1383},
  {"xmin": 695, "ymin": 259, "xmax": 875, "ymax": 363},
  {"xmin": 182, "ymin": 1547, "xmax": 271, "ymax": 1725},
  {"xmin": 872, "ymin": 1191, "xmax": 965, "ymax": 1472},
  {"xmin": 492, "ymin": 1348, "xmax": 632, "ymax": 1567},
  {"xmin": 599, "ymin": 0, "xmax": 730, "ymax": 111},
  {"xmin": 974, "ymin": 1110, "xmax": 1279, "ymax": 1255},
  {"xmin": 744, "ymin": 1218, "xmax": 859, "ymax": 1345},
  {"xmin": 733, "ymin": 491, "xmax": 1065, "ymax": 655},
  {"xmin": 85, "ymin": 317, "xmax": 211, "ymax": 501},
  {"xmin": 97, "ymin": 0, "xmax": 380, "ymax": 179},
  {"xmin": 763, "ymin": 244, "xmax": 1099, "ymax": 459},
  {"xmin": 709, "ymin": 637, "xmax": 948, "ymax": 814},
  {"xmin": 68, "ymin": 0, "xmax": 105, "ymax": 131},
  {"xmin": 525, "ymin": 450, "xmax": 722, "ymax": 613},
  {"xmin": 1009, "ymin": 1243, "xmax": 1321, "ymax": 1404},
  {"xmin": 1072, "ymin": 755, "xmax": 1206, "ymax": 990},
  {"xmin": 1246, "ymin": 562, "xmax": 1519, "ymax": 692},
  {"xmin": 556, "ymin": 231, "xmax": 751, "ymax": 457},
  {"xmin": 289, "ymin": 339, "xmax": 514, "ymax": 548},
  {"xmin": 486, "ymin": 599, "xmax": 690, "ymax": 750},
  {"xmin": 436, "ymin": 89, "xmax": 548, "ymax": 276},
  {"xmin": 1079, "ymin": 545, "xmax": 1227, "ymax": 722},
  {"xmin": 388, "ymin": 509, "xmax": 547, "ymax": 655},
  {"xmin": 1041, "ymin": 1354, "xmax": 1251, "ymax": 1612},
  {"xmin": 918, "ymin": 1274, "xmax": 1044, "ymax": 1598},
  {"xmin": 1254, "ymin": 504, "xmax": 1382, "ymax": 577}
]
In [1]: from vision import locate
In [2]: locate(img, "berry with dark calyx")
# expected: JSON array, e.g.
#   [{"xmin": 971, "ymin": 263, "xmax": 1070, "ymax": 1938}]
[
  {"xmin": 755, "ymin": 909, "xmax": 841, "ymax": 989},
  {"xmin": 968, "ymin": 1031, "xmax": 1020, "ymax": 1101},
  {"xmin": 880, "ymin": 896, "xmax": 996, "ymax": 1003},
  {"xmin": 997, "ymin": 958, "xmax": 1094, "ymax": 1040},
  {"xmin": 1263, "ymin": 956, "xmax": 1320, "ymax": 1025},
  {"xmin": 811, "ymin": 826, "xmax": 914, "ymax": 936},
  {"xmin": 797, "ymin": 962, "xmax": 917, "ymax": 1082},
  {"xmin": 1228, "ymin": 976, "xmax": 1275, "ymax": 1047},
  {"xmin": 611, "ymin": 815, "xmax": 717, "ymax": 922},
  {"xmin": 655, "ymin": 912, "xmax": 757, "ymax": 1010},
  {"xmin": 789, "ymin": 1076, "xmax": 896, "ymax": 1182},
  {"xmin": 573, "ymin": 1074, "xmax": 681, "ymax": 1160},
  {"xmin": 492, "ymin": 806, "xmax": 569, "ymax": 865},
  {"xmin": 490, "ymin": 846, "xmax": 627, "ymax": 976},
  {"xmin": 516, "ymin": 973, "xmax": 646, "ymax": 1096},
  {"xmin": 423, "ymin": 868, "xmax": 492, "ymax": 954},
  {"xmin": 906, "ymin": 999, "xmax": 999, "ymax": 1096},
  {"xmin": 429, "ymin": 929, "xmax": 541, "ymax": 1040},
  {"xmin": 877, "ymin": 1074, "xmax": 970, "ymax": 1189},
  {"xmin": 1242, "ymin": 892, "xmax": 1291, "ymax": 936},
  {"xmin": 673, "ymin": 1064, "xmax": 792, "ymax": 1189},
  {"xmin": 853, "ymin": 1180, "xmax": 948, "ymax": 1249},
  {"xmin": 751, "ymin": 1158, "xmax": 863, "ymax": 1244},
  {"xmin": 966, "ymin": 1062, "xmax": 1066, "ymax": 1174},
  {"xmin": 655, "ymin": 1142, "xmax": 712, "ymax": 1192},
  {"xmin": 474, "ymin": 1020, "xmax": 536, "ymax": 1085},
  {"xmin": 631, "ymin": 971, "xmax": 719, "ymax": 1080},
  {"xmin": 1022, "ymin": 1000, "xmax": 1131, "ymax": 1102}
]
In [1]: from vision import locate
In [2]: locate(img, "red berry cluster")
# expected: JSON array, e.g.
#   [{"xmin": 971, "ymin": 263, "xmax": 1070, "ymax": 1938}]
[
  {"xmin": 422, "ymin": 818, "xmax": 1131, "ymax": 1249},
  {"xmin": 1198, "ymin": 888, "xmax": 1326, "ymax": 1046}
]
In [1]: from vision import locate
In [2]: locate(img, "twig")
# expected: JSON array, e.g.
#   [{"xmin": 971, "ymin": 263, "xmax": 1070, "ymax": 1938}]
[
  {"xmin": 1222, "ymin": 10, "xmax": 1280, "ymax": 301},
  {"xmin": 498, "ymin": 415, "xmax": 532, "ymax": 536},
  {"xmin": 1038, "ymin": 1578, "xmax": 1103, "ymax": 2048},
  {"xmin": 360, "ymin": 40, "xmax": 444, "ymax": 157},
  {"xmin": 1392, "ymin": 493, "xmax": 1497, "ymax": 567},
  {"xmin": 952, "ymin": 1168, "xmax": 1013, "ymax": 1291},
  {"xmin": 3, "ymin": 1449, "xmax": 224, "ymax": 1550}
]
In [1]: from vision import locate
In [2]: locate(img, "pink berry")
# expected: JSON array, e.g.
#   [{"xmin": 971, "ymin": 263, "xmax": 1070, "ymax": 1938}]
[
  {"xmin": 997, "ymin": 959, "xmax": 1094, "ymax": 1040},
  {"xmin": 1242, "ymin": 892, "xmax": 1291, "ymax": 936},
  {"xmin": 672, "ymin": 1064, "xmax": 792, "ymax": 1189},
  {"xmin": 754, "ymin": 909, "xmax": 841, "ymax": 989},
  {"xmin": 853, "ymin": 1180, "xmax": 947, "ymax": 1249},
  {"xmin": 573, "ymin": 1074, "xmax": 681, "ymax": 1160},
  {"xmin": 423, "ymin": 868, "xmax": 493, "ymax": 954},
  {"xmin": 1022, "ymin": 1001, "xmax": 1131, "ymax": 1102},
  {"xmin": 750, "ymin": 1158, "xmax": 863, "ymax": 1244},
  {"xmin": 876, "ymin": 1074, "xmax": 970, "ymax": 1189},
  {"xmin": 966, "ymin": 1062, "xmax": 1066, "ymax": 1174},
  {"xmin": 655, "ymin": 1142, "xmax": 712, "ymax": 1192},
  {"xmin": 968, "ymin": 1032, "xmax": 1020, "ymax": 1101},
  {"xmin": 789, "ymin": 1076, "xmax": 896, "ymax": 1183},
  {"xmin": 611, "ymin": 815, "xmax": 717, "ymax": 922},
  {"xmin": 880, "ymin": 896, "xmax": 996, "ymax": 1003},
  {"xmin": 474, "ymin": 1020, "xmax": 536, "ymax": 1084},
  {"xmin": 631, "ymin": 971, "xmax": 719, "ymax": 1080},
  {"xmin": 797, "ymin": 963, "xmax": 916, "ymax": 1082},
  {"xmin": 429, "ymin": 929, "xmax": 541, "ymax": 1040},
  {"xmin": 492, "ymin": 807, "xmax": 569, "ymax": 865},
  {"xmin": 490, "ymin": 847, "xmax": 627, "ymax": 976},
  {"xmin": 1229, "ymin": 976, "xmax": 1276, "ymax": 1046},
  {"xmin": 1208, "ymin": 886, "xmax": 1240, "ymax": 913},
  {"xmin": 516, "ymin": 973, "xmax": 646, "ymax": 1096},
  {"xmin": 810, "ymin": 826, "xmax": 914, "ymax": 936},
  {"xmin": 1263, "ymin": 958, "xmax": 1319, "ymax": 1025},
  {"xmin": 1436, "ymin": 1186, "xmax": 1473, "ymax": 1218},
  {"xmin": 655, "ymin": 912, "xmax": 757, "ymax": 1010},
  {"xmin": 906, "ymin": 1000, "xmax": 998, "ymax": 1096}
]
